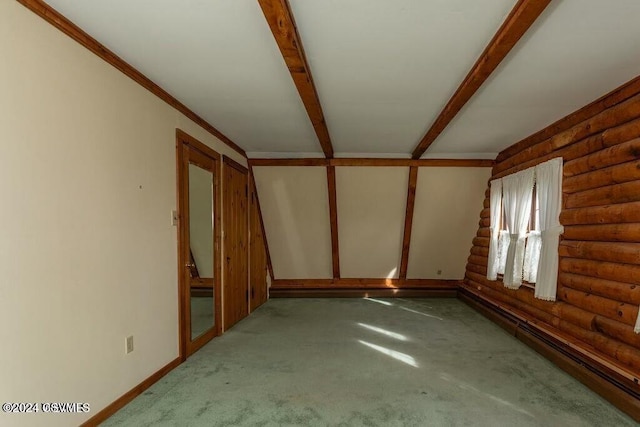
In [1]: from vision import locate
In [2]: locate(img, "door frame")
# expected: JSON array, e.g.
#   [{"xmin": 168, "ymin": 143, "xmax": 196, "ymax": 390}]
[{"xmin": 176, "ymin": 129, "xmax": 222, "ymax": 361}]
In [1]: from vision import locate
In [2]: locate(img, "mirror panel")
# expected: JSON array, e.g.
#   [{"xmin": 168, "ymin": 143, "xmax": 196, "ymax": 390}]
[
  {"xmin": 188, "ymin": 163, "xmax": 214, "ymax": 339},
  {"xmin": 190, "ymin": 287, "xmax": 214, "ymax": 339}
]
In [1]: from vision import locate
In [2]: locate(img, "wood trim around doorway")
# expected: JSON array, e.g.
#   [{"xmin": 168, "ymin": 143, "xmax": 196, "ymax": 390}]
[{"xmin": 176, "ymin": 129, "xmax": 222, "ymax": 361}]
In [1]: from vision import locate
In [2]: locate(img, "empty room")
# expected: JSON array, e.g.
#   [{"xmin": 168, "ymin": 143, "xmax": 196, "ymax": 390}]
[{"xmin": 3, "ymin": 0, "xmax": 640, "ymax": 426}]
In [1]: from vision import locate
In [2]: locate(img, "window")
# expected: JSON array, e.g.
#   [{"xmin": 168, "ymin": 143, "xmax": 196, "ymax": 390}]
[
  {"xmin": 495, "ymin": 185, "xmax": 539, "ymax": 287},
  {"xmin": 487, "ymin": 157, "xmax": 563, "ymax": 301}
]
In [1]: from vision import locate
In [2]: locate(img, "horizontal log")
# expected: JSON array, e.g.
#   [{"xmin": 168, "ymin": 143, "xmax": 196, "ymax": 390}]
[
  {"xmin": 558, "ymin": 285, "xmax": 638, "ymax": 326},
  {"xmin": 467, "ymin": 254, "xmax": 488, "ymax": 267},
  {"xmin": 594, "ymin": 316, "xmax": 640, "ymax": 351},
  {"xmin": 560, "ymin": 202, "xmax": 640, "ymax": 225},
  {"xmin": 479, "ymin": 217, "xmax": 491, "ymax": 227},
  {"xmin": 493, "ymin": 117, "xmax": 640, "ymax": 180},
  {"xmin": 563, "ymin": 224, "xmax": 640, "ymax": 242},
  {"xmin": 601, "ymin": 116, "xmax": 640, "ymax": 147},
  {"xmin": 564, "ymin": 138, "xmax": 640, "ymax": 178},
  {"xmin": 466, "ymin": 274, "xmax": 594, "ymax": 331},
  {"xmin": 468, "ymin": 275, "xmax": 640, "ymax": 369},
  {"xmin": 483, "ymin": 197, "xmax": 490, "ymax": 209},
  {"xmin": 560, "ymin": 257, "xmax": 640, "ymax": 285},
  {"xmin": 591, "ymin": 333, "xmax": 640, "ymax": 372},
  {"xmin": 472, "ymin": 237, "xmax": 490, "ymax": 247},
  {"xmin": 477, "ymin": 227, "xmax": 491, "ymax": 238},
  {"xmin": 559, "ymin": 272, "xmax": 640, "ymax": 306},
  {"xmin": 495, "ymin": 95, "xmax": 640, "ymax": 174},
  {"xmin": 468, "ymin": 279, "xmax": 558, "ymax": 326},
  {"xmin": 559, "ymin": 241, "xmax": 640, "ymax": 265},
  {"xmin": 480, "ymin": 207, "xmax": 490, "ymax": 219},
  {"xmin": 558, "ymin": 317, "xmax": 640, "ymax": 371},
  {"xmin": 470, "ymin": 246, "xmax": 489, "ymax": 257},
  {"xmin": 493, "ymin": 133, "xmax": 605, "ymax": 179},
  {"xmin": 564, "ymin": 160, "xmax": 640, "ymax": 194},
  {"xmin": 466, "ymin": 262, "xmax": 487, "ymax": 276},
  {"xmin": 565, "ymin": 181, "xmax": 640, "ymax": 209},
  {"xmin": 496, "ymin": 77, "xmax": 640, "ymax": 163}
]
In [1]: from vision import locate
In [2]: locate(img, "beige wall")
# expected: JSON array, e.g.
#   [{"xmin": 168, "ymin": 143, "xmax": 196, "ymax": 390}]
[
  {"xmin": 254, "ymin": 165, "xmax": 489, "ymax": 281},
  {"xmin": 407, "ymin": 167, "xmax": 490, "ymax": 279},
  {"xmin": 253, "ymin": 167, "xmax": 333, "ymax": 279},
  {"xmin": 0, "ymin": 2, "xmax": 245, "ymax": 426},
  {"xmin": 336, "ymin": 167, "xmax": 409, "ymax": 278}
]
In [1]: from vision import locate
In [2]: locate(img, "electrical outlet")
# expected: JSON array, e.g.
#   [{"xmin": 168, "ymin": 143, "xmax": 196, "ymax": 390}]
[
  {"xmin": 126, "ymin": 336, "xmax": 134, "ymax": 354},
  {"xmin": 437, "ymin": 269, "xmax": 442, "ymax": 276}
]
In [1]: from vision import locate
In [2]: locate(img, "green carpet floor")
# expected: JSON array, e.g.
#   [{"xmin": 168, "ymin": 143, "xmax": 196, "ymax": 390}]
[{"xmin": 103, "ymin": 298, "xmax": 635, "ymax": 426}]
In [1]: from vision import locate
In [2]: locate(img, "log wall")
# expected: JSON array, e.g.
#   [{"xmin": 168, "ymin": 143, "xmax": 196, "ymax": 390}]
[{"xmin": 463, "ymin": 77, "xmax": 640, "ymax": 382}]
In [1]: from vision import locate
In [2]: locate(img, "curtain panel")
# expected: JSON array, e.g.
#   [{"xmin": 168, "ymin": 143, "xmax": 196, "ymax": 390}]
[
  {"xmin": 501, "ymin": 168, "xmax": 535, "ymax": 289},
  {"xmin": 487, "ymin": 178, "xmax": 503, "ymax": 280},
  {"xmin": 534, "ymin": 158, "xmax": 564, "ymax": 301}
]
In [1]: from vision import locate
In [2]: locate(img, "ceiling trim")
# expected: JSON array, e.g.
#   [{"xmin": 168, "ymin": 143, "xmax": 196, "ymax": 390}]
[
  {"xmin": 247, "ymin": 152, "xmax": 497, "ymax": 159},
  {"xmin": 16, "ymin": 0, "xmax": 247, "ymax": 158},
  {"xmin": 257, "ymin": 0, "xmax": 334, "ymax": 158},
  {"xmin": 411, "ymin": 0, "xmax": 552, "ymax": 159},
  {"xmin": 249, "ymin": 158, "xmax": 494, "ymax": 167}
]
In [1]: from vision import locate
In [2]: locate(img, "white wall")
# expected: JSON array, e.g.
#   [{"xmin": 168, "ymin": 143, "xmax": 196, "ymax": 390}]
[
  {"xmin": 336, "ymin": 167, "xmax": 409, "ymax": 278},
  {"xmin": 0, "ymin": 2, "xmax": 245, "ymax": 426},
  {"xmin": 253, "ymin": 167, "xmax": 333, "ymax": 279},
  {"xmin": 407, "ymin": 167, "xmax": 490, "ymax": 279}
]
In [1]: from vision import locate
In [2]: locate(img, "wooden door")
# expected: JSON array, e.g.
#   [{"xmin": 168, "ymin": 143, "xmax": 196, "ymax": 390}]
[
  {"xmin": 176, "ymin": 130, "xmax": 221, "ymax": 360},
  {"xmin": 223, "ymin": 156, "xmax": 249, "ymax": 330},
  {"xmin": 249, "ymin": 174, "xmax": 268, "ymax": 311}
]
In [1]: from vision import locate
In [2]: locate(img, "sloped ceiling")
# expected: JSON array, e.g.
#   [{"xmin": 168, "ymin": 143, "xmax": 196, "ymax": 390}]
[{"xmin": 42, "ymin": 0, "xmax": 640, "ymax": 159}]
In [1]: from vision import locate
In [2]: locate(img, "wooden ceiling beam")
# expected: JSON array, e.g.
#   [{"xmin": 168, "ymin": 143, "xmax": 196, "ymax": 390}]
[
  {"xmin": 411, "ymin": 0, "xmax": 553, "ymax": 159},
  {"xmin": 258, "ymin": 0, "xmax": 334, "ymax": 158}
]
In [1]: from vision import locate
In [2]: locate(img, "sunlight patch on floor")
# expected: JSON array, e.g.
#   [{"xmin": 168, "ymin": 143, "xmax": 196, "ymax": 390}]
[
  {"xmin": 440, "ymin": 373, "xmax": 534, "ymax": 418},
  {"xmin": 358, "ymin": 340, "xmax": 419, "ymax": 368},
  {"xmin": 400, "ymin": 306, "xmax": 443, "ymax": 320},
  {"xmin": 364, "ymin": 298, "xmax": 393, "ymax": 306},
  {"xmin": 357, "ymin": 322, "xmax": 409, "ymax": 341}
]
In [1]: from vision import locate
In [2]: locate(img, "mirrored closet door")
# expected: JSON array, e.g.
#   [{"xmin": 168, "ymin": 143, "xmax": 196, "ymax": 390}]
[{"xmin": 177, "ymin": 130, "xmax": 221, "ymax": 359}]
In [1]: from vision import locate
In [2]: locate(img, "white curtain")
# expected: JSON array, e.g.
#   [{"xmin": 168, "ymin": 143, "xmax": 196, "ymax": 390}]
[
  {"xmin": 502, "ymin": 168, "xmax": 535, "ymax": 289},
  {"xmin": 523, "ymin": 231, "xmax": 541, "ymax": 283},
  {"xmin": 497, "ymin": 230, "xmax": 509, "ymax": 275},
  {"xmin": 487, "ymin": 178, "xmax": 503, "ymax": 280},
  {"xmin": 534, "ymin": 157, "xmax": 564, "ymax": 301}
]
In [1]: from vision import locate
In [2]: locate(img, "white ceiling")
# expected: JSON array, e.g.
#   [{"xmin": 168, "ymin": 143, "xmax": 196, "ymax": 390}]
[
  {"xmin": 429, "ymin": 0, "xmax": 640, "ymax": 158},
  {"xmin": 43, "ymin": 0, "xmax": 640, "ymax": 158},
  {"xmin": 45, "ymin": 0, "xmax": 320, "ymax": 154}
]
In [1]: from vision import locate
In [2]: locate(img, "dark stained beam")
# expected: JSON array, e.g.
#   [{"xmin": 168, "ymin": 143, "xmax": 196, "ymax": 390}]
[
  {"xmin": 399, "ymin": 166, "xmax": 419, "ymax": 279},
  {"xmin": 257, "ymin": 0, "xmax": 334, "ymax": 158},
  {"xmin": 326, "ymin": 166, "xmax": 340, "ymax": 278},
  {"xmin": 411, "ymin": 0, "xmax": 553, "ymax": 159}
]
